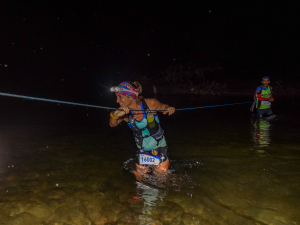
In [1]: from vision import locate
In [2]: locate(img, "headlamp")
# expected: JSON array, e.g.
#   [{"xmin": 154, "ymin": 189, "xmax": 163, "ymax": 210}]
[
  {"xmin": 110, "ymin": 86, "xmax": 118, "ymax": 92},
  {"xmin": 110, "ymin": 87, "xmax": 128, "ymax": 92}
]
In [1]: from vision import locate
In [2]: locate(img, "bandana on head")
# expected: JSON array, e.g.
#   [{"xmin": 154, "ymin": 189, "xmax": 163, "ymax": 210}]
[
  {"xmin": 262, "ymin": 76, "xmax": 270, "ymax": 81},
  {"xmin": 111, "ymin": 82, "xmax": 139, "ymax": 99}
]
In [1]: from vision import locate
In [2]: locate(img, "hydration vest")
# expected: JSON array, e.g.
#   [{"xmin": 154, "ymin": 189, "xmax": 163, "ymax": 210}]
[
  {"xmin": 127, "ymin": 99, "xmax": 165, "ymax": 150},
  {"xmin": 256, "ymin": 86, "xmax": 272, "ymax": 110}
]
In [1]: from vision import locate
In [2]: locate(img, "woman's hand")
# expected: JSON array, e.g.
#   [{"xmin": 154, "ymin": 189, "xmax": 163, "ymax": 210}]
[
  {"xmin": 110, "ymin": 107, "xmax": 130, "ymax": 127},
  {"xmin": 113, "ymin": 107, "xmax": 130, "ymax": 118},
  {"xmin": 163, "ymin": 107, "xmax": 175, "ymax": 116}
]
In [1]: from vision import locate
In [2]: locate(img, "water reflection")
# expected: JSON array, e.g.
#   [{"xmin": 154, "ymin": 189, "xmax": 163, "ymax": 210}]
[
  {"xmin": 252, "ymin": 118, "xmax": 271, "ymax": 151},
  {"xmin": 136, "ymin": 182, "xmax": 166, "ymax": 224}
]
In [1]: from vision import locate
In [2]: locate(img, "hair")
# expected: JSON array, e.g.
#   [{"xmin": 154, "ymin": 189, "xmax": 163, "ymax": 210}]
[{"xmin": 126, "ymin": 81, "xmax": 144, "ymax": 104}]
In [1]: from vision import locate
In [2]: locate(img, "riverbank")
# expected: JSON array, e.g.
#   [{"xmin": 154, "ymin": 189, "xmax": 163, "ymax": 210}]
[
  {"xmin": 143, "ymin": 85, "xmax": 300, "ymax": 96},
  {"xmin": 223, "ymin": 88, "xmax": 300, "ymax": 96}
]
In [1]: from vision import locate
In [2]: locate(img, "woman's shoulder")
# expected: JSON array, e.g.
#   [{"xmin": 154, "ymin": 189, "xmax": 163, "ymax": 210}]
[
  {"xmin": 144, "ymin": 98, "xmax": 160, "ymax": 110},
  {"xmin": 144, "ymin": 98, "xmax": 159, "ymax": 106}
]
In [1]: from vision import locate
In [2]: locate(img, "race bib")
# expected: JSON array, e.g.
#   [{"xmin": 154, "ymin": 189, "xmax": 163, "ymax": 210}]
[
  {"xmin": 262, "ymin": 101, "xmax": 271, "ymax": 105},
  {"xmin": 139, "ymin": 150, "xmax": 160, "ymax": 165}
]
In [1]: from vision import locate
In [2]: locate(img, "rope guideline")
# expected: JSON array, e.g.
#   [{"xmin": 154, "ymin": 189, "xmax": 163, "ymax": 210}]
[{"xmin": 0, "ymin": 92, "xmax": 253, "ymax": 112}]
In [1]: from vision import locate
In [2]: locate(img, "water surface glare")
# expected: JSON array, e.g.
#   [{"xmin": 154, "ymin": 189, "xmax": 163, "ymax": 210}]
[{"xmin": 0, "ymin": 95, "xmax": 300, "ymax": 224}]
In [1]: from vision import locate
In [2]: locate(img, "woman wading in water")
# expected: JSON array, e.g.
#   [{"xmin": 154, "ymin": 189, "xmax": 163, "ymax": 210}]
[{"xmin": 109, "ymin": 81, "xmax": 175, "ymax": 182}]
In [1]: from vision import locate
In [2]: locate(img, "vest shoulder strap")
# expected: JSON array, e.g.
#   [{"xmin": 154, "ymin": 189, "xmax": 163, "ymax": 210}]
[{"xmin": 141, "ymin": 99, "xmax": 150, "ymax": 113}]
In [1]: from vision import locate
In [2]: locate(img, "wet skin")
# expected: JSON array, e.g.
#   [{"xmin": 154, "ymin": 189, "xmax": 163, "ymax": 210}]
[{"xmin": 110, "ymin": 93, "xmax": 175, "ymax": 183}]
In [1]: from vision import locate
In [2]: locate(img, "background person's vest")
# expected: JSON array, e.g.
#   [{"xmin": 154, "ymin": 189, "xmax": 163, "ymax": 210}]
[{"xmin": 256, "ymin": 86, "xmax": 271, "ymax": 109}]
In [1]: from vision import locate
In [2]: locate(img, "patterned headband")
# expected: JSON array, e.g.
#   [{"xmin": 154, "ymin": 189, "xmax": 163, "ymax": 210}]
[{"xmin": 110, "ymin": 82, "xmax": 139, "ymax": 99}]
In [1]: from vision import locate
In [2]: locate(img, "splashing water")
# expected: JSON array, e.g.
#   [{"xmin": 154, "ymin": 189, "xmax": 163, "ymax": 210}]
[{"xmin": 123, "ymin": 158, "xmax": 203, "ymax": 190}]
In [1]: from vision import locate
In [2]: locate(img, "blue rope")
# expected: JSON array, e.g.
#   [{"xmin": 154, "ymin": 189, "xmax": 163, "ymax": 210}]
[
  {"xmin": 0, "ymin": 92, "xmax": 118, "ymax": 110},
  {"xmin": 176, "ymin": 101, "xmax": 253, "ymax": 110},
  {"xmin": 0, "ymin": 92, "xmax": 253, "ymax": 111}
]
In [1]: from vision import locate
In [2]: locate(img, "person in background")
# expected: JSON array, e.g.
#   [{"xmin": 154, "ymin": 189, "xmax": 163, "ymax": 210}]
[
  {"xmin": 255, "ymin": 76, "xmax": 274, "ymax": 118},
  {"xmin": 109, "ymin": 81, "xmax": 175, "ymax": 183}
]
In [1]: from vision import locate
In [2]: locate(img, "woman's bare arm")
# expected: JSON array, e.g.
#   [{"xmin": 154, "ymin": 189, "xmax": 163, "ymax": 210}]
[{"xmin": 145, "ymin": 99, "xmax": 175, "ymax": 115}]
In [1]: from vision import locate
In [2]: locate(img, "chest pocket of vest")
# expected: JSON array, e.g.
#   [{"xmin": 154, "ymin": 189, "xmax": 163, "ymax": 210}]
[{"xmin": 149, "ymin": 124, "xmax": 164, "ymax": 142}]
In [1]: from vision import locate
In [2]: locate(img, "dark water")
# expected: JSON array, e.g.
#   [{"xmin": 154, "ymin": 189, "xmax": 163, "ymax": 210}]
[{"xmin": 0, "ymin": 94, "xmax": 300, "ymax": 225}]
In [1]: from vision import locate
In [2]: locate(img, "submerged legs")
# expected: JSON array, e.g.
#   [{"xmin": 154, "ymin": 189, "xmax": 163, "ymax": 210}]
[{"xmin": 133, "ymin": 159, "xmax": 170, "ymax": 184}]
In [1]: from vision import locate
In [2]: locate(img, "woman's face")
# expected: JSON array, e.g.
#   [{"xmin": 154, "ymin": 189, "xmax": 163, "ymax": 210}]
[{"xmin": 116, "ymin": 93, "xmax": 132, "ymax": 107}]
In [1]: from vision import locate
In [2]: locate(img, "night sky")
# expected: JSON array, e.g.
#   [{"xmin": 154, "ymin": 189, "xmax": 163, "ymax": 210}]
[{"xmin": 1, "ymin": 1, "xmax": 299, "ymax": 102}]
